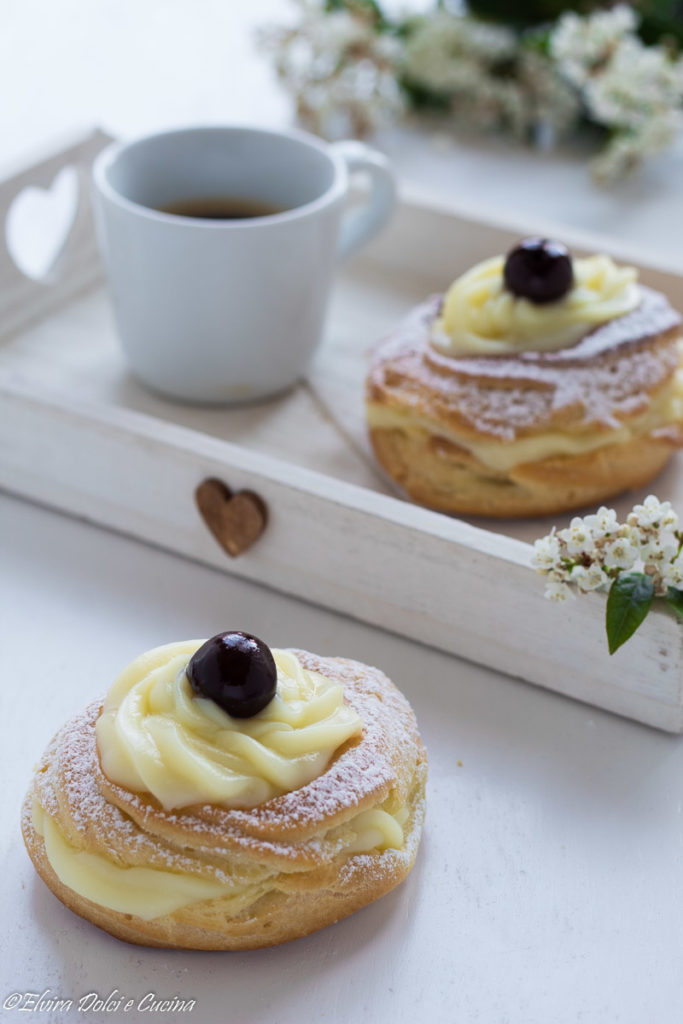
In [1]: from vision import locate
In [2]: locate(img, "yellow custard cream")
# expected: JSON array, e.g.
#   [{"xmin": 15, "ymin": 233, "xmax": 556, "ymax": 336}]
[
  {"xmin": 433, "ymin": 253, "xmax": 640, "ymax": 357},
  {"xmin": 96, "ymin": 642, "xmax": 363, "ymax": 810},
  {"xmin": 31, "ymin": 800, "xmax": 407, "ymax": 920},
  {"xmin": 32, "ymin": 801, "xmax": 231, "ymax": 919}
]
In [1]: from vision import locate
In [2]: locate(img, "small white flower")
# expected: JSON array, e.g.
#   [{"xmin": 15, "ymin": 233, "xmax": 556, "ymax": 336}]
[
  {"xmin": 663, "ymin": 560, "xmax": 683, "ymax": 589},
  {"xmin": 531, "ymin": 531, "xmax": 561, "ymax": 572},
  {"xmin": 558, "ymin": 516, "xmax": 596, "ymax": 557},
  {"xmin": 583, "ymin": 506, "xmax": 619, "ymax": 541},
  {"xmin": 660, "ymin": 503, "xmax": 679, "ymax": 531},
  {"xmin": 628, "ymin": 495, "xmax": 676, "ymax": 530},
  {"xmin": 602, "ymin": 537, "xmax": 639, "ymax": 571},
  {"xmin": 545, "ymin": 579, "xmax": 574, "ymax": 602},
  {"xmin": 620, "ymin": 521, "xmax": 642, "ymax": 543},
  {"xmin": 571, "ymin": 564, "xmax": 610, "ymax": 593},
  {"xmin": 638, "ymin": 536, "xmax": 676, "ymax": 564},
  {"xmin": 549, "ymin": 563, "xmax": 574, "ymax": 583}
]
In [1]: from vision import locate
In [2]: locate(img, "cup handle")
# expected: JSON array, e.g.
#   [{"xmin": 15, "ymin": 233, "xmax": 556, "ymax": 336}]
[{"xmin": 333, "ymin": 141, "xmax": 396, "ymax": 261}]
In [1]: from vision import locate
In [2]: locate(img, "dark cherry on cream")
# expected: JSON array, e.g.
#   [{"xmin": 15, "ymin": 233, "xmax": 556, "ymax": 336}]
[
  {"xmin": 503, "ymin": 238, "xmax": 573, "ymax": 304},
  {"xmin": 187, "ymin": 631, "xmax": 277, "ymax": 718}
]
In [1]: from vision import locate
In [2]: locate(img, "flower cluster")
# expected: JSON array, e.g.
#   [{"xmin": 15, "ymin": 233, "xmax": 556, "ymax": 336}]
[
  {"xmin": 261, "ymin": 1, "xmax": 683, "ymax": 183},
  {"xmin": 549, "ymin": 4, "xmax": 639, "ymax": 87},
  {"xmin": 550, "ymin": 5, "xmax": 683, "ymax": 183},
  {"xmin": 259, "ymin": 1, "xmax": 404, "ymax": 139},
  {"xmin": 532, "ymin": 495, "xmax": 683, "ymax": 602},
  {"xmin": 400, "ymin": 12, "xmax": 579, "ymax": 146}
]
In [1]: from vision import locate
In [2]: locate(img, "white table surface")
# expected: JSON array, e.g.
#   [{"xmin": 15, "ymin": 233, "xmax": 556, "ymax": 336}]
[
  {"xmin": 3, "ymin": 3, "xmax": 683, "ymax": 1022},
  {"xmin": 4, "ymin": 492, "xmax": 683, "ymax": 1024},
  {"xmin": 3, "ymin": 493, "xmax": 683, "ymax": 1024}
]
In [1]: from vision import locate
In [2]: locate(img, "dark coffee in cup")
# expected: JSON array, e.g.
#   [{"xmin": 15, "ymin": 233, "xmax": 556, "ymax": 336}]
[{"xmin": 160, "ymin": 197, "xmax": 286, "ymax": 220}]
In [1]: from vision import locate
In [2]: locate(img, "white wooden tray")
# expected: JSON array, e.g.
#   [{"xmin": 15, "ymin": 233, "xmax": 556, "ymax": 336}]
[{"xmin": 3, "ymin": 129, "xmax": 683, "ymax": 731}]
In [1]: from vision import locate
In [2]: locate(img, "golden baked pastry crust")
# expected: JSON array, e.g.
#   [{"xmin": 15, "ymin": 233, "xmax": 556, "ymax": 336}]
[
  {"xmin": 369, "ymin": 425, "xmax": 677, "ymax": 518},
  {"xmin": 367, "ymin": 291, "xmax": 683, "ymax": 517},
  {"xmin": 22, "ymin": 651, "xmax": 427, "ymax": 950}
]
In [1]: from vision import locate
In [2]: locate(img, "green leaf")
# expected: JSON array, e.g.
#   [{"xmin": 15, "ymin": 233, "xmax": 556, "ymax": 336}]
[
  {"xmin": 399, "ymin": 76, "xmax": 453, "ymax": 110},
  {"xmin": 605, "ymin": 573, "xmax": 655, "ymax": 655},
  {"xmin": 665, "ymin": 587, "xmax": 683, "ymax": 618}
]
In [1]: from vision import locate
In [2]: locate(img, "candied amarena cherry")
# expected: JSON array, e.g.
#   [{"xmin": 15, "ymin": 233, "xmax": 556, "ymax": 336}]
[
  {"xmin": 187, "ymin": 631, "xmax": 277, "ymax": 718},
  {"xmin": 503, "ymin": 238, "xmax": 573, "ymax": 304}
]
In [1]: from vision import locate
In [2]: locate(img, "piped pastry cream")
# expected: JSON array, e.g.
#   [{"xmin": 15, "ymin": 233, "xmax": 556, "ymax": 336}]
[
  {"xmin": 22, "ymin": 632, "xmax": 427, "ymax": 949},
  {"xmin": 96, "ymin": 642, "xmax": 363, "ymax": 810},
  {"xmin": 366, "ymin": 237, "xmax": 683, "ymax": 518},
  {"xmin": 432, "ymin": 253, "xmax": 640, "ymax": 356}
]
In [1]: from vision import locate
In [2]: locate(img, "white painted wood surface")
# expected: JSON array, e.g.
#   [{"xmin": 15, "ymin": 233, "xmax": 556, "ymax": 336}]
[
  {"xmin": 0, "ymin": 129, "xmax": 112, "ymax": 340},
  {"xmin": 2, "ymin": 132, "xmax": 683, "ymax": 730}
]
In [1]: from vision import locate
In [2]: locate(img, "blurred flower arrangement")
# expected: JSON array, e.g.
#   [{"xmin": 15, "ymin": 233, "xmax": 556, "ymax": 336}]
[{"xmin": 261, "ymin": 1, "xmax": 683, "ymax": 183}]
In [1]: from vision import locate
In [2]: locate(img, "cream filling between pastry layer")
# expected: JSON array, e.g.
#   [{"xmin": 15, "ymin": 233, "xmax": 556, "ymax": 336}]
[
  {"xmin": 367, "ymin": 365, "xmax": 683, "ymax": 473},
  {"xmin": 97, "ymin": 644, "xmax": 363, "ymax": 811},
  {"xmin": 31, "ymin": 800, "xmax": 407, "ymax": 920},
  {"xmin": 32, "ymin": 801, "xmax": 233, "ymax": 919}
]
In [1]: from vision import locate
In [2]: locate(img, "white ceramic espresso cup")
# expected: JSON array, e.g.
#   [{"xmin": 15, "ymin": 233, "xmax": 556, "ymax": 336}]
[{"xmin": 92, "ymin": 125, "xmax": 395, "ymax": 403}]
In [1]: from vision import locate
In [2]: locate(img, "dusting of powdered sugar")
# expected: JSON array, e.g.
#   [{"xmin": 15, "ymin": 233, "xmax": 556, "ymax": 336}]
[
  {"xmin": 31, "ymin": 703, "xmax": 252, "ymax": 883},
  {"xmin": 368, "ymin": 292, "xmax": 683, "ymax": 440},
  {"xmin": 28, "ymin": 653, "xmax": 426, "ymax": 880}
]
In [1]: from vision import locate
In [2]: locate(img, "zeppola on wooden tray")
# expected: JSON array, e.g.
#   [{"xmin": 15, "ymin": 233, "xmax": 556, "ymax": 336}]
[{"xmin": 3, "ymin": 129, "xmax": 683, "ymax": 731}]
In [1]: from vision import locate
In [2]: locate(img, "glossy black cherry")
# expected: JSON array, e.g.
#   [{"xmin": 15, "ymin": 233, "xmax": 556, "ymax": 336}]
[
  {"xmin": 187, "ymin": 631, "xmax": 277, "ymax": 718},
  {"xmin": 503, "ymin": 238, "xmax": 573, "ymax": 304}
]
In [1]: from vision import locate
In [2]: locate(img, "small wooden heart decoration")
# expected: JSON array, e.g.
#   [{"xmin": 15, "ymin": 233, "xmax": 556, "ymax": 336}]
[{"xmin": 195, "ymin": 478, "xmax": 267, "ymax": 558}]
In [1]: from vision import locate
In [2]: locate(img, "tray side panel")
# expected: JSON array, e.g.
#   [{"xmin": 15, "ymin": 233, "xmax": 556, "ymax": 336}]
[
  {"xmin": 3, "ymin": 383, "xmax": 683, "ymax": 732},
  {"xmin": 0, "ymin": 129, "xmax": 113, "ymax": 341}
]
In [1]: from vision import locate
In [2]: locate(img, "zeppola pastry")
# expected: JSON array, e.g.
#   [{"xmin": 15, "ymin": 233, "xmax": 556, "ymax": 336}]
[
  {"xmin": 22, "ymin": 632, "xmax": 427, "ymax": 949},
  {"xmin": 366, "ymin": 239, "xmax": 683, "ymax": 517}
]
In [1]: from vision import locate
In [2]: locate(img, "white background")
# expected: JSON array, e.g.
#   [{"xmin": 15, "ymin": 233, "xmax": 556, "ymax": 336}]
[
  {"xmin": 2, "ymin": 4, "xmax": 683, "ymax": 1023},
  {"xmin": 2, "ymin": 0, "xmax": 683, "ymax": 265}
]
